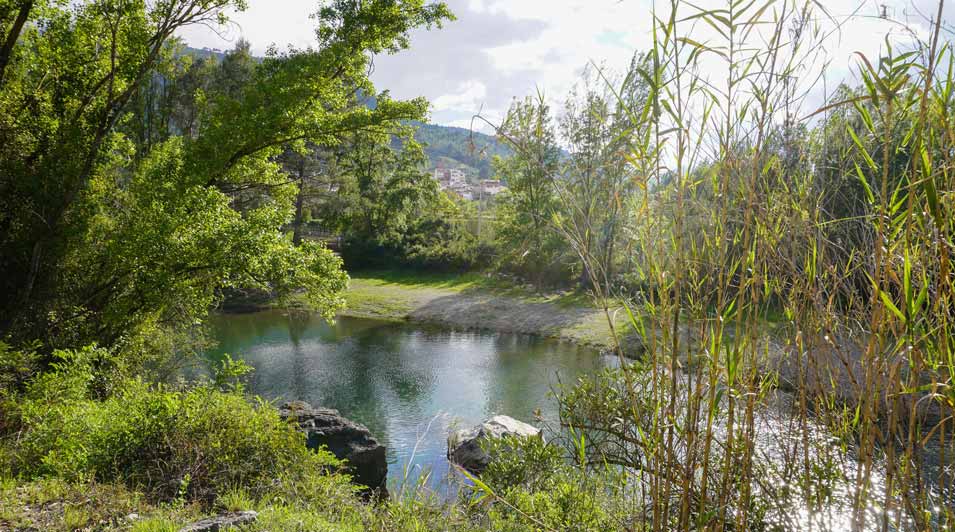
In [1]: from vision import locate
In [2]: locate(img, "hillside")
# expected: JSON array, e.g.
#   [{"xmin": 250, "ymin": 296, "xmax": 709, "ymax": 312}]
[
  {"xmin": 182, "ymin": 45, "xmax": 226, "ymax": 60},
  {"xmin": 412, "ymin": 122, "xmax": 513, "ymax": 179}
]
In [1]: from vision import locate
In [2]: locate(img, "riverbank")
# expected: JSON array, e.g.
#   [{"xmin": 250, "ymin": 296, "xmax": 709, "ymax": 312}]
[{"xmin": 339, "ymin": 270, "xmax": 634, "ymax": 352}]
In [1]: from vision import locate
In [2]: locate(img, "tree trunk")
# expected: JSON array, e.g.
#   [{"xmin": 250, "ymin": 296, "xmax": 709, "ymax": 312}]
[
  {"xmin": 292, "ymin": 161, "xmax": 306, "ymax": 246},
  {"xmin": 0, "ymin": 1, "xmax": 33, "ymax": 87}
]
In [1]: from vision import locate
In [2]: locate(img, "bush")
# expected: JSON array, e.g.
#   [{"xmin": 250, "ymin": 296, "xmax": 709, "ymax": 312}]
[
  {"xmin": 340, "ymin": 237, "xmax": 403, "ymax": 270},
  {"xmin": 404, "ymin": 217, "xmax": 486, "ymax": 272},
  {"xmin": 341, "ymin": 215, "xmax": 489, "ymax": 273},
  {"xmin": 3, "ymin": 345, "xmax": 641, "ymax": 532},
  {"xmin": 1, "ymin": 346, "xmax": 485, "ymax": 531},
  {"xmin": 8, "ymin": 346, "xmax": 354, "ymax": 505},
  {"xmin": 0, "ymin": 342, "xmax": 40, "ymax": 439},
  {"xmin": 479, "ymin": 435, "xmax": 565, "ymax": 492},
  {"xmin": 470, "ymin": 436, "xmax": 628, "ymax": 532}
]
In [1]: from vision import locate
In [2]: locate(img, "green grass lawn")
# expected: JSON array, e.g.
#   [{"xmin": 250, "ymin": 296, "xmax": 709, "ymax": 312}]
[
  {"xmin": 340, "ymin": 268, "xmax": 639, "ymax": 350},
  {"xmin": 347, "ymin": 268, "xmax": 598, "ymax": 307},
  {"xmin": 347, "ymin": 269, "xmax": 487, "ymax": 291}
]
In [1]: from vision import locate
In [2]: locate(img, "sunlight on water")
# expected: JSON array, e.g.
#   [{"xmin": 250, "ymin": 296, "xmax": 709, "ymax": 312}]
[
  {"xmin": 204, "ymin": 311, "xmax": 953, "ymax": 528},
  {"xmin": 751, "ymin": 393, "xmax": 954, "ymax": 531},
  {"xmin": 204, "ymin": 311, "xmax": 613, "ymax": 492}
]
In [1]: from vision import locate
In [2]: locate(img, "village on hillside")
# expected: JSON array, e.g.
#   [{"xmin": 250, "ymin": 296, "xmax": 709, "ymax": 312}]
[{"xmin": 432, "ymin": 166, "xmax": 507, "ymax": 201}]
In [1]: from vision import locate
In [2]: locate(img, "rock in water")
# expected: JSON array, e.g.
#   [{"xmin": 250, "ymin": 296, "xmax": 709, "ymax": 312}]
[
  {"xmin": 179, "ymin": 511, "xmax": 257, "ymax": 532},
  {"xmin": 279, "ymin": 401, "xmax": 387, "ymax": 494},
  {"xmin": 448, "ymin": 415, "xmax": 543, "ymax": 473}
]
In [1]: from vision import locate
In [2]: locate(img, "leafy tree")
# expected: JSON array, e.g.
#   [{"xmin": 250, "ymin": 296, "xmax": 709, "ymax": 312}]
[
  {"xmin": 403, "ymin": 192, "xmax": 483, "ymax": 270},
  {"xmin": 556, "ymin": 58, "xmax": 649, "ymax": 289},
  {"xmin": 288, "ymin": 122, "xmax": 481, "ymax": 271},
  {"xmin": 0, "ymin": 0, "xmax": 40, "ymax": 88},
  {"xmin": 276, "ymin": 141, "xmax": 339, "ymax": 245},
  {"xmin": 492, "ymin": 93, "xmax": 567, "ymax": 287},
  {"xmin": 334, "ymin": 126, "xmax": 439, "ymax": 266},
  {"xmin": 0, "ymin": 0, "xmax": 453, "ymax": 360}
]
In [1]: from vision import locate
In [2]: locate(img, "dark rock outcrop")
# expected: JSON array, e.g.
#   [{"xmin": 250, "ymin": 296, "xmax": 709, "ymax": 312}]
[
  {"xmin": 179, "ymin": 511, "xmax": 257, "ymax": 532},
  {"xmin": 448, "ymin": 415, "xmax": 542, "ymax": 474},
  {"xmin": 279, "ymin": 401, "xmax": 387, "ymax": 494}
]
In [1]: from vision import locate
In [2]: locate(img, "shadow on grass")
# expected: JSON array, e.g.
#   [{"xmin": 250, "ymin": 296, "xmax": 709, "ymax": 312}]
[{"xmin": 347, "ymin": 268, "xmax": 596, "ymax": 308}]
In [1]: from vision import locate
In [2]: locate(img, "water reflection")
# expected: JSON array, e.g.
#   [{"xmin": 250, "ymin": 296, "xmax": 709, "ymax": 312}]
[{"xmin": 205, "ymin": 312, "xmax": 613, "ymax": 491}]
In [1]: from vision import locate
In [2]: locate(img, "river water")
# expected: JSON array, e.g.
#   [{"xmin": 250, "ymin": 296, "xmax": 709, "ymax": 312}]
[
  {"xmin": 205, "ymin": 311, "xmax": 615, "ymax": 492},
  {"xmin": 205, "ymin": 311, "xmax": 955, "ymax": 529}
]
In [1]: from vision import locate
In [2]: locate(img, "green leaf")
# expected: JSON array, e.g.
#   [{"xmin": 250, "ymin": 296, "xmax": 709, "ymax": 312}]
[
  {"xmin": 854, "ymin": 163, "xmax": 876, "ymax": 204},
  {"xmin": 870, "ymin": 277, "xmax": 906, "ymax": 323},
  {"xmin": 847, "ymin": 126, "xmax": 878, "ymax": 171},
  {"xmin": 921, "ymin": 146, "xmax": 943, "ymax": 227},
  {"xmin": 460, "ymin": 466, "xmax": 495, "ymax": 498}
]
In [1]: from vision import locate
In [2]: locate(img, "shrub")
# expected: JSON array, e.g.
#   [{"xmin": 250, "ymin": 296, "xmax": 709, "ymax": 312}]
[
  {"xmin": 404, "ymin": 216, "xmax": 483, "ymax": 272},
  {"xmin": 479, "ymin": 435, "xmax": 565, "ymax": 492},
  {"xmin": 0, "ymin": 341, "xmax": 40, "ymax": 440},
  {"xmin": 469, "ymin": 436, "xmax": 627, "ymax": 532},
  {"xmin": 9, "ymin": 346, "xmax": 354, "ymax": 505}
]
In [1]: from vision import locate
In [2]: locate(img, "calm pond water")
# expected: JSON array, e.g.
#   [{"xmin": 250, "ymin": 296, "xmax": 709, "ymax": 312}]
[
  {"xmin": 204, "ymin": 311, "xmax": 954, "ymax": 528},
  {"xmin": 205, "ymin": 311, "xmax": 613, "ymax": 491}
]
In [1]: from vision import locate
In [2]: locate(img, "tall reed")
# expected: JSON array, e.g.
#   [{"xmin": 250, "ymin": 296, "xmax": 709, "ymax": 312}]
[
  {"xmin": 472, "ymin": 1, "xmax": 954, "ymax": 529},
  {"xmin": 486, "ymin": 1, "xmax": 953, "ymax": 530}
]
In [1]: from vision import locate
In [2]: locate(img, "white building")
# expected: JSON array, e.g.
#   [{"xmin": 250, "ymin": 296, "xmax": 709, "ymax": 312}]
[
  {"xmin": 433, "ymin": 167, "xmax": 467, "ymax": 189},
  {"xmin": 480, "ymin": 179, "xmax": 507, "ymax": 196}
]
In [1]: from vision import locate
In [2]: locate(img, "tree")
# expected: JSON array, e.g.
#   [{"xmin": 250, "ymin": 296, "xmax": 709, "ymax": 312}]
[
  {"xmin": 556, "ymin": 58, "xmax": 649, "ymax": 289},
  {"xmin": 0, "ymin": 0, "xmax": 37, "ymax": 88},
  {"xmin": 276, "ymin": 141, "xmax": 338, "ymax": 245},
  {"xmin": 1, "ymin": 1, "xmax": 246, "ymax": 323},
  {"xmin": 334, "ymin": 126, "xmax": 439, "ymax": 265},
  {"xmin": 491, "ymin": 93, "xmax": 567, "ymax": 287},
  {"xmin": 0, "ymin": 0, "xmax": 453, "ymax": 357}
]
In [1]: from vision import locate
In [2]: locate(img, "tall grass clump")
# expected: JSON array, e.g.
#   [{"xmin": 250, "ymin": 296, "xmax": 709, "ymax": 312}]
[
  {"xmin": 607, "ymin": 1, "xmax": 952, "ymax": 529},
  {"xmin": 472, "ymin": 1, "xmax": 955, "ymax": 530}
]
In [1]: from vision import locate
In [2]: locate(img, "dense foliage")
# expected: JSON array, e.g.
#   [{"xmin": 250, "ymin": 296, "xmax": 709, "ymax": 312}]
[
  {"xmin": 3, "ymin": 0, "xmax": 955, "ymax": 531},
  {"xmin": 489, "ymin": 95, "xmax": 568, "ymax": 287},
  {"xmin": 0, "ymin": 343, "xmax": 480, "ymax": 532},
  {"xmin": 486, "ymin": 60, "xmax": 651, "ymax": 289},
  {"xmin": 0, "ymin": 0, "xmax": 450, "ymax": 362},
  {"xmin": 474, "ymin": 2, "xmax": 955, "ymax": 530},
  {"xmin": 6, "ymin": 346, "xmax": 336, "ymax": 502}
]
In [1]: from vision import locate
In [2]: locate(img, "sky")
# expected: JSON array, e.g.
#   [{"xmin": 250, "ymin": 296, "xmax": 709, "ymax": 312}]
[{"xmin": 178, "ymin": 0, "xmax": 955, "ymax": 133}]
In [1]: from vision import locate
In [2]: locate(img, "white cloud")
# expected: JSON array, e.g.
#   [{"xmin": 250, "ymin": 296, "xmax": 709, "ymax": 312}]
[
  {"xmin": 176, "ymin": 0, "xmax": 316, "ymax": 54},
  {"xmin": 178, "ymin": 0, "xmax": 954, "ymax": 132},
  {"xmin": 431, "ymin": 80, "xmax": 488, "ymax": 111},
  {"xmin": 445, "ymin": 117, "xmax": 494, "ymax": 132}
]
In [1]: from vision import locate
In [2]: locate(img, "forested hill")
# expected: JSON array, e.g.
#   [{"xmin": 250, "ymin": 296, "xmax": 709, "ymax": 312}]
[{"xmin": 411, "ymin": 122, "xmax": 513, "ymax": 178}]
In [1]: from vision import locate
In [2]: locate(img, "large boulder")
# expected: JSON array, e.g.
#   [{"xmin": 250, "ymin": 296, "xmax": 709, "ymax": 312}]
[
  {"xmin": 279, "ymin": 401, "xmax": 387, "ymax": 494},
  {"xmin": 448, "ymin": 415, "xmax": 542, "ymax": 474},
  {"xmin": 179, "ymin": 511, "xmax": 257, "ymax": 532}
]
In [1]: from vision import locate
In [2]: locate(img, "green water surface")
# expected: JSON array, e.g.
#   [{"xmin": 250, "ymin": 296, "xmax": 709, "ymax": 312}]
[{"xmin": 206, "ymin": 311, "xmax": 613, "ymax": 491}]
